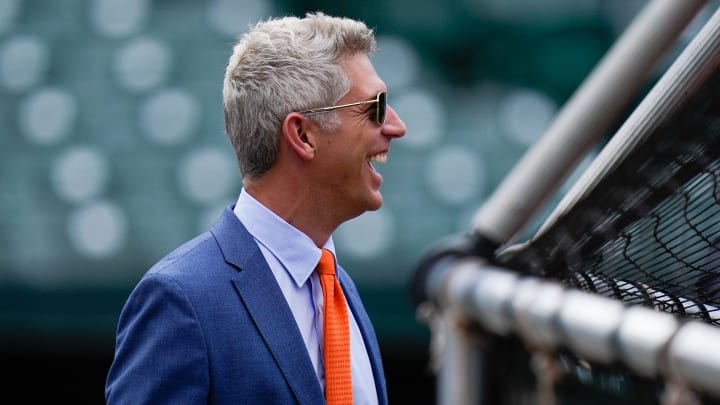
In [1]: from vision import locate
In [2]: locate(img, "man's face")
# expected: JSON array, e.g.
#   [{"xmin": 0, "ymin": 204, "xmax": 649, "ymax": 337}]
[{"xmin": 310, "ymin": 53, "xmax": 407, "ymax": 222}]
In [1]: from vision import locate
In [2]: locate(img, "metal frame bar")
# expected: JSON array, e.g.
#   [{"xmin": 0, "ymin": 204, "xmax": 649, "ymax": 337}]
[{"xmin": 436, "ymin": 261, "xmax": 720, "ymax": 399}]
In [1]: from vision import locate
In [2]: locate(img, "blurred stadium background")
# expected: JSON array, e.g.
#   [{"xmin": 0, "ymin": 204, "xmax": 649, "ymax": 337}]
[{"xmin": 0, "ymin": 0, "xmax": 701, "ymax": 402}]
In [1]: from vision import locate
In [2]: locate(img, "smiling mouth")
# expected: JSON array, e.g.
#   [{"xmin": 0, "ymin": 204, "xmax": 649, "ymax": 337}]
[{"xmin": 368, "ymin": 152, "xmax": 387, "ymax": 165}]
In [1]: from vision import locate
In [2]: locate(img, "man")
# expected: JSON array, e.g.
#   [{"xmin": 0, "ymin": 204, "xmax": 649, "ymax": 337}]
[{"xmin": 105, "ymin": 12, "xmax": 407, "ymax": 405}]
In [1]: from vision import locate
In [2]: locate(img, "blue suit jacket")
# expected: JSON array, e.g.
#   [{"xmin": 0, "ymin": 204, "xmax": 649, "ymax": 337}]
[{"xmin": 106, "ymin": 206, "xmax": 387, "ymax": 404}]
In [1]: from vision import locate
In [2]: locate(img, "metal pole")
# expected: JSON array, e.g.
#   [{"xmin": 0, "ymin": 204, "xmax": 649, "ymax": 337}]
[
  {"xmin": 436, "ymin": 259, "xmax": 720, "ymax": 398},
  {"xmin": 435, "ymin": 262, "xmax": 487, "ymax": 405},
  {"xmin": 436, "ymin": 313, "xmax": 483, "ymax": 405}
]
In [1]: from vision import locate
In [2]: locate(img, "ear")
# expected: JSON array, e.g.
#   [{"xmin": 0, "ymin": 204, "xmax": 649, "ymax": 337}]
[{"xmin": 282, "ymin": 112, "xmax": 316, "ymax": 161}]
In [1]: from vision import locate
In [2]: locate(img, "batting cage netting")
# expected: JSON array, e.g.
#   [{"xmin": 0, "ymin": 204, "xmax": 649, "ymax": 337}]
[{"xmin": 499, "ymin": 57, "xmax": 720, "ymax": 325}]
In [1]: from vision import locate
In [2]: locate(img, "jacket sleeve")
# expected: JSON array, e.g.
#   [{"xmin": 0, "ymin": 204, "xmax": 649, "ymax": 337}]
[{"xmin": 105, "ymin": 273, "xmax": 209, "ymax": 404}]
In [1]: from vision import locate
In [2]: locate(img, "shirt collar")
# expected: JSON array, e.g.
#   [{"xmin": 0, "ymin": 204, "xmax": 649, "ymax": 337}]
[{"xmin": 233, "ymin": 189, "xmax": 335, "ymax": 287}]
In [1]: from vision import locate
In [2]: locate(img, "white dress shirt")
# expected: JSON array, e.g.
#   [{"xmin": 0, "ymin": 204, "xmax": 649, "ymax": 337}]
[{"xmin": 233, "ymin": 189, "xmax": 378, "ymax": 405}]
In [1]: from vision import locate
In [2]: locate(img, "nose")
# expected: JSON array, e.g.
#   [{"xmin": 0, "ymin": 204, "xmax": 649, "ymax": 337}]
[{"xmin": 382, "ymin": 105, "xmax": 406, "ymax": 138}]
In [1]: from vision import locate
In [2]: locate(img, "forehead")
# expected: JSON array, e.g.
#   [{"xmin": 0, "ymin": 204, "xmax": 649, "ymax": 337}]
[{"xmin": 338, "ymin": 53, "xmax": 385, "ymax": 101}]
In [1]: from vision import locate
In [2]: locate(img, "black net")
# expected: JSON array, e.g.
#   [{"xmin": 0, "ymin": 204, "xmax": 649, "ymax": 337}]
[
  {"xmin": 497, "ymin": 65, "xmax": 720, "ymax": 326},
  {"xmin": 475, "ymin": 60, "xmax": 720, "ymax": 405}
]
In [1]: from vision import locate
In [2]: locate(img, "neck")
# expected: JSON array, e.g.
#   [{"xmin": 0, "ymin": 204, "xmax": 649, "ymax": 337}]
[{"xmin": 243, "ymin": 174, "xmax": 339, "ymax": 248}]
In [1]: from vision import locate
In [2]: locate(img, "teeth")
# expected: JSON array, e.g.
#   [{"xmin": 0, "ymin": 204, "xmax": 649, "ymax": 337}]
[{"xmin": 368, "ymin": 153, "xmax": 387, "ymax": 163}]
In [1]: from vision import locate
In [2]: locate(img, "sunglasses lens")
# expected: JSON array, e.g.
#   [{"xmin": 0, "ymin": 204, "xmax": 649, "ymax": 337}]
[{"xmin": 377, "ymin": 92, "xmax": 387, "ymax": 124}]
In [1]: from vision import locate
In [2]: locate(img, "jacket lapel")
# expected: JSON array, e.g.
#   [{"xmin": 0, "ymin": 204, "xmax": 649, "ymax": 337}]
[
  {"xmin": 211, "ymin": 207, "xmax": 324, "ymax": 405},
  {"xmin": 340, "ymin": 271, "xmax": 389, "ymax": 405}
]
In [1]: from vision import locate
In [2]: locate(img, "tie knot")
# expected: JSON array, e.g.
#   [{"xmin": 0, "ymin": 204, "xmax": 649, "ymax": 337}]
[{"xmin": 317, "ymin": 249, "xmax": 336, "ymax": 276}]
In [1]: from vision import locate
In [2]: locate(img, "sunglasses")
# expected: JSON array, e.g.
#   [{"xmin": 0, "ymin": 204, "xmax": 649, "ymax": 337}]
[{"xmin": 300, "ymin": 91, "xmax": 387, "ymax": 125}]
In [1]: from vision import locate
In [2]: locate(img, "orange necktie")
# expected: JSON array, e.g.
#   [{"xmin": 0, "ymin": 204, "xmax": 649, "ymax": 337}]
[{"xmin": 317, "ymin": 248, "xmax": 353, "ymax": 405}]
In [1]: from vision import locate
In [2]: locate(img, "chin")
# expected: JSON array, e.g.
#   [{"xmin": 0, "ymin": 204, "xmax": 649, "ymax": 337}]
[
  {"xmin": 347, "ymin": 189, "xmax": 383, "ymax": 217},
  {"xmin": 366, "ymin": 194, "xmax": 383, "ymax": 211}
]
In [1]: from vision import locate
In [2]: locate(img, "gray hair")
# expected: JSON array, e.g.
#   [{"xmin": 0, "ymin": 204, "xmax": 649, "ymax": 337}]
[{"xmin": 223, "ymin": 12, "xmax": 377, "ymax": 179}]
